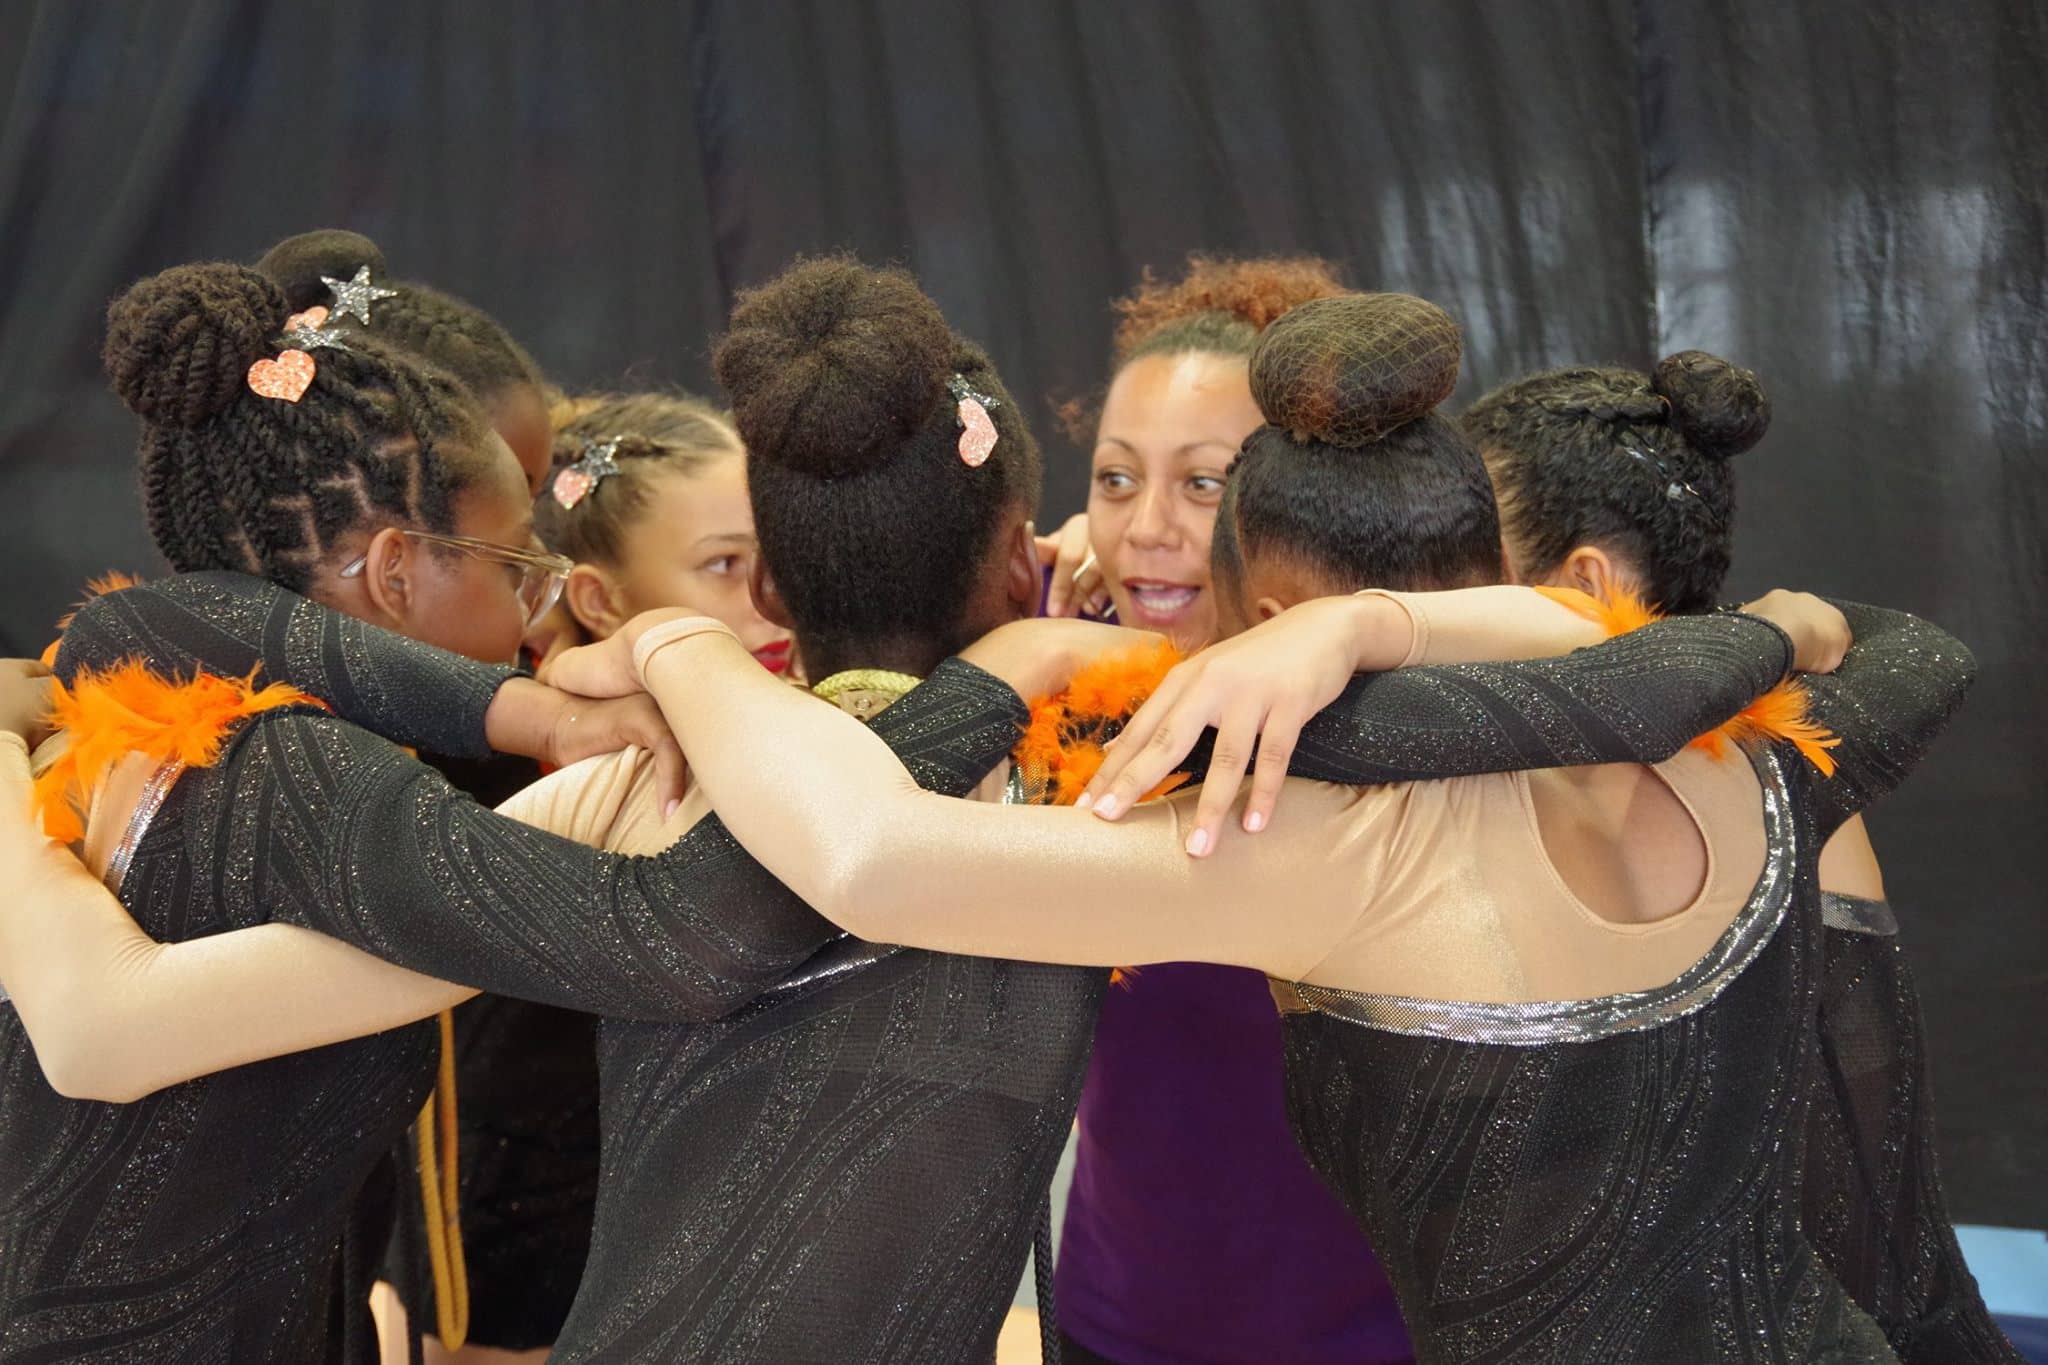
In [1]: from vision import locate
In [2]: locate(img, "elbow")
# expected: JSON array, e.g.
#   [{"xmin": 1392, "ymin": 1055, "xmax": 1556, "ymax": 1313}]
[
  {"xmin": 34, "ymin": 1027, "xmax": 146, "ymax": 1104},
  {"xmin": 809, "ymin": 846, "xmax": 892, "ymax": 943}
]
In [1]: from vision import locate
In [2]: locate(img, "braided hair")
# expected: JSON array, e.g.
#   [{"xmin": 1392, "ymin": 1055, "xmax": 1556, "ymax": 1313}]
[
  {"xmin": 535, "ymin": 392, "xmax": 744, "ymax": 567},
  {"xmin": 255, "ymin": 230, "xmax": 543, "ymax": 399},
  {"xmin": 1217, "ymin": 292, "xmax": 1503, "ymax": 596},
  {"xmin": 104, "ymin": 261, "xmax": 491, "ymax": 591},
  {"xmin": 713, "ymin": 255, "xmax": 1041, "ymax": 664},
  {"xmin": 1461, "ymin": 351, "xmax": 1769, "ymax": 614}
]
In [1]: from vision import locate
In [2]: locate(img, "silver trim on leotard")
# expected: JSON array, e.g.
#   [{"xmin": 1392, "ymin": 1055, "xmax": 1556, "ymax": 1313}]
[{"xmin": 1272, "ymin": 747, "xmax": 1797, "ymax": 1046}]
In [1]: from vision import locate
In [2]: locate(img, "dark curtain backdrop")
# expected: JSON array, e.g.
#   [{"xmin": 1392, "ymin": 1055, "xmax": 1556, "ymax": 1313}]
[{"xmin": 1, "ymin": 0, "xmax": 2042, "ymax": 1220}]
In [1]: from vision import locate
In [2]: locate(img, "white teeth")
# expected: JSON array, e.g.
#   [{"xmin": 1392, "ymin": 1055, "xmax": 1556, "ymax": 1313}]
[{"xmin": 1129, "ymin": 586, "xmax": 1198, "ymax": 613}]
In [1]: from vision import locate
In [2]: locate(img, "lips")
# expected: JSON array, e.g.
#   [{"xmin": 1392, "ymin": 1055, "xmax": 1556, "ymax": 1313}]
[
  {"xmin": 1121, "ymin": 580, "xmax": 1202, "ymax": 627},
  {"xmin": 752, "ymin": 641, "xmax": 793, "ymax": 675}
]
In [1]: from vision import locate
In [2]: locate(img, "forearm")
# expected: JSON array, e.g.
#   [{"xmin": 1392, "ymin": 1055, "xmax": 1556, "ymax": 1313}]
[
  {"xmin": 57, "ymin": 572, "xmax": 516, "ymax": 757},
  {"xmin": 0, "ymin": 735, "xmax": 473, "ymax": 1101},
  {"xmin": 1797, "ymin": 600, "xmax": 1976, "ymax": 835},
  {"xmin": 1289, "ymin": 595, "xmax": 1792, "ymax": 784},
  {"xmin": 640, "ymin": 635, "xmax": 1351, "ymax": 975}
]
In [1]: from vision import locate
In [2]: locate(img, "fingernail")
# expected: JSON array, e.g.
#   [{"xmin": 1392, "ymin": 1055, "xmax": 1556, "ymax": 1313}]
[
  {"xmin": 664, "ymin": 799, "xmax": 681, "ymax": 822},
  {"xmin": 1185, "ymin": 826, "xmax": 1210, "ymax": 857},
  {"xmin": 1093, "ymin": 793, "xmax": 1121, "ymax": 819},
  {"xmin": 1075, "ymin": 792, "xmax": 1094, "ymax": 811},
  {"xmin": 1244, "ymin": 809, "xmax": 1265, "ymax": 833}
]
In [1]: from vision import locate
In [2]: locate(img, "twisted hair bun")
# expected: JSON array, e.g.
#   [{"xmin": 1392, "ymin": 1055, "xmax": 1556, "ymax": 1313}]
[
  {"xmin": 103, "ymin": 262, "xmax": 288, "ymax": 429},
  {"xmin": 255, "ymin": 229, "xmax": 389, "ymax": 312},
  {"xmin": 1652, "ymin": 349, "xmax": 1770, "ymax": 460},
  {"xmin": 713, "ymin": 256, "xmax": 954, "ymax": 479},
  {"xmin": 1249, "ymin": 292, "xmax": 1462, "ymax": 448}
]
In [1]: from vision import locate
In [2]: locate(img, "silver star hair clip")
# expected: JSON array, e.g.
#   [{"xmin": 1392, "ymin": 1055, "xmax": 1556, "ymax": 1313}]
[{"xmin": 322, "ymin": 265, "xmax": 400, "ymax": 325}]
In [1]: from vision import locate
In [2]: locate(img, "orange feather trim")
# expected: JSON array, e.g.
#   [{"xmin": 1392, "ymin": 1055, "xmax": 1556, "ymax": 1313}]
[
  {"xmin": 39, "ymin": 570, "xmax": 146, "ymax": 667},
  {"xmin": 31, "ymin": 660, "xmax": 324, "ymax": 843},
  {"xmin": 1531, "ymin": 585, "xmax": 1839, "ymax": 775},
  {"xmin": 1013, "ymin": 638, "xmax": 1190, "ymax": 987},
  {"xmin": 1014, "ymin": 638, "xmax": 1190, "ymax": 808}
]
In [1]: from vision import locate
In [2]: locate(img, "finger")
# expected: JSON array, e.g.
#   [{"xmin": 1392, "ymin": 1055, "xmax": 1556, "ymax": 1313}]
[
  {"xmin": 1094, "ymin": 690, "xmax": 1213, "ymax": 822},
  {"xmin": 1241, "ymin": 704, "xmax": 1305, "ymax": 834},
  {"xmin": 1082, "ymin": 669, "xmax": 1188, "ymax": 808},
  {"xmin": 651, "ymin": 735, "xmax": 689, "ymax": 820},
  {"xmin": 1187, "ymin": 701, "xmax": 1264, "ymax": 856}
]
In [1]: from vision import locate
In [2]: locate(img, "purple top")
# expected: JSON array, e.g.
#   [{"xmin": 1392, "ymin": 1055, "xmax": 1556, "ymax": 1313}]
[{"xmin": 1055, "ymin": 962, "xmax": 1413, "ymax": 1365}]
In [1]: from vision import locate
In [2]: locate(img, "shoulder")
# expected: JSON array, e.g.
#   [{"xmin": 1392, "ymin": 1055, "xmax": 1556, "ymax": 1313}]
[{"xmin": 496, "ymin": 747, "xmax": 666, "ymax": 849}]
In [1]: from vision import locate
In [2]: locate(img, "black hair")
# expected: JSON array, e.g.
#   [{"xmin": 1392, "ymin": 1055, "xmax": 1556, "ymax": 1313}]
[
  {"xmin": 255, "ymin": 229, "xmax": 544, "ymax": 404},
  {"xmin": 104, "ymin": 260, "xmax": 491, "ymax": 591},
  {"xmin": 1461, "ymin": 350, "xmax": 1769, "ymax": 614},
  {"xmin": 535, "ymin": 392, "xmax": 743, "ymax": 566},
  {"xmin": 712, "ymin": 255, "xmax": 1042, "ymax": 663},
  {"xmin": 1216, "ymin": 292, "xmax": 1502, "ymax": 596}
]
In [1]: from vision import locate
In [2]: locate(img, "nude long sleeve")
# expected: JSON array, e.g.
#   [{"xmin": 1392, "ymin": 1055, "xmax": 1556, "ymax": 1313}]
[{"xmin": 645, "ymin": 636, "xmax": 1384, "ymax": 977}]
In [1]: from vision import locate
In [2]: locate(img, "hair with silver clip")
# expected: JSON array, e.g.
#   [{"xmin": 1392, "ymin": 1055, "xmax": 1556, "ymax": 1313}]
[{"xmin": 1462, "ymin": 350, "xmax": 1770, "ymax": 614}]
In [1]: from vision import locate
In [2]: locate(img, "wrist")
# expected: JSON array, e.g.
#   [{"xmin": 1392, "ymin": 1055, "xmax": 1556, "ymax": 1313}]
[
  {"xmin": 483, "ymin": 677, "xmax": 567, "ymax": 762},
  {"xmin": 1348, "ymin": 591, "xmax": 1421, "ymax": 671},
  {"xmin": 635, "ymin": 616, "xmax": 740, "ymax": 686}
]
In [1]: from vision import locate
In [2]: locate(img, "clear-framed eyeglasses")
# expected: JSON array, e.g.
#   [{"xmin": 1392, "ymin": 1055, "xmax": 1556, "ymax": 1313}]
[{"xmin": 340, "ymin": 530, "xmax": 572, "ymax": 631}]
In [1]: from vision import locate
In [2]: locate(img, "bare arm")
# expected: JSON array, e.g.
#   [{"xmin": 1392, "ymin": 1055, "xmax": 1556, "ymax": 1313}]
[{"xmin": 0, "ymin": 733, "xmax": 473, "ymax": 1102}]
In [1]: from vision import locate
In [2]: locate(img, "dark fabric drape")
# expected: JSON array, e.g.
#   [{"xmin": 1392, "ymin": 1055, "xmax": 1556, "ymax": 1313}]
[{"xmin": 0, "ymin": 0, "xmax": 2041, "ymax": 1221}]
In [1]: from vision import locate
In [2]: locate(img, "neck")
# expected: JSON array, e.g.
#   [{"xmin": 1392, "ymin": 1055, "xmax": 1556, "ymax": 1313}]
[{"xmin": 796, "ymin": 631, "xmax": 951, "ymax": 682}]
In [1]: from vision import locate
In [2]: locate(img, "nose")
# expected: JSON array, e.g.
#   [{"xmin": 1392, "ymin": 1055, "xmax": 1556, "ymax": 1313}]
[{"xmin": 1125, "ymin": 484, "xmax": 1182, "ymax": 551}]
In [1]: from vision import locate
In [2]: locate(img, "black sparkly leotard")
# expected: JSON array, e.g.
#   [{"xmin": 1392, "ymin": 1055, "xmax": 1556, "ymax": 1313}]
[
  {"xmin": 30, "ymin": 573, "xmax": 1801, "ymax": 1364},
  {"xmin": 387, "ymin": 750, "xmax": 601, "ymax": 1352},
  {"xmin": 545, "ymin": 610, "xmax": 1804, "ymax": 1364},
  {"xmin": 4, "ymin": 573, "xmax": 860, "ymax": 1362},
  {"xmin": 1802, "ymin": 901, "xmax": 2020, "ymax": 1363},
  {"xmin": 1272, "ymin": 603, "xmax": 1977, "ymax": 1364}
]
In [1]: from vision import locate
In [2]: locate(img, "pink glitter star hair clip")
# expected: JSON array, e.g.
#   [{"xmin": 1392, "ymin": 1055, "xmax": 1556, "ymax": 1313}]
[{"xmin": 948, "ymin": 375, "xmax": 1000, "ymax": 468}]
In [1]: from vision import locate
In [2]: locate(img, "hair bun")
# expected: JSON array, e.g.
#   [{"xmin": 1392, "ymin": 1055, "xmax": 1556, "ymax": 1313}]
[
  {"xmin": 255, "ymin": 229, "xmax": 390, "ymax": 312},
  {"xmin": 1652, "ymin": 349, "xmax": 1769, "ymax": 460},
  {"xmin": 1249, "ymin": 293, "xmax": 1462, "ymax": 448},
  {"xmin": 103, "ymin": 262, "xmax": 288, "ymax": 428},
  {"xmin": 713, "ymin": 256, "xmax": 954, "ymax": 479}
]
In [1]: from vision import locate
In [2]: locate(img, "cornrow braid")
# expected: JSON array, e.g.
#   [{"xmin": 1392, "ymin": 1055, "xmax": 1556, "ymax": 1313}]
[
  {"xmin": 1461, "ymin": 351, "xmax": 1769, "ymax": 615},
  {"xmin": 256, "ymin": 230, "xmax": 543, "ymax": 402},
  {"xmin": 535, "ymin": 392, "xmax": 744, "ymax": 567},
  {"xmin": 106, "ymin": 261, "xmax": 491, "ymax": 592}
]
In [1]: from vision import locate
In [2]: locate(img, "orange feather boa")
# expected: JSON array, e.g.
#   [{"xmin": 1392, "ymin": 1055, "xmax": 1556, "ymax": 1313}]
[
  {"xmin": 1012, "ymin": 638, "xmax": 1192, "ymax": 986},
  {"xmin": 1532, "ymin": 585, "xmax": 1840, "ymax": 775},
  {"xmin": 31, "ymin": 660, "xmax": 322, "ymax": 843}
]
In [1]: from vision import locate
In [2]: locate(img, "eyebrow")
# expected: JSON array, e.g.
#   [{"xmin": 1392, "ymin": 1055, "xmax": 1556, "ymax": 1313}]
[
  {"xmin": 1096, "ymin": 436, "xmax": 1241, "ymax": 457},
  {"xmin": 690, "ymin": 532, "xmax": 754, "ymax": 550}
]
